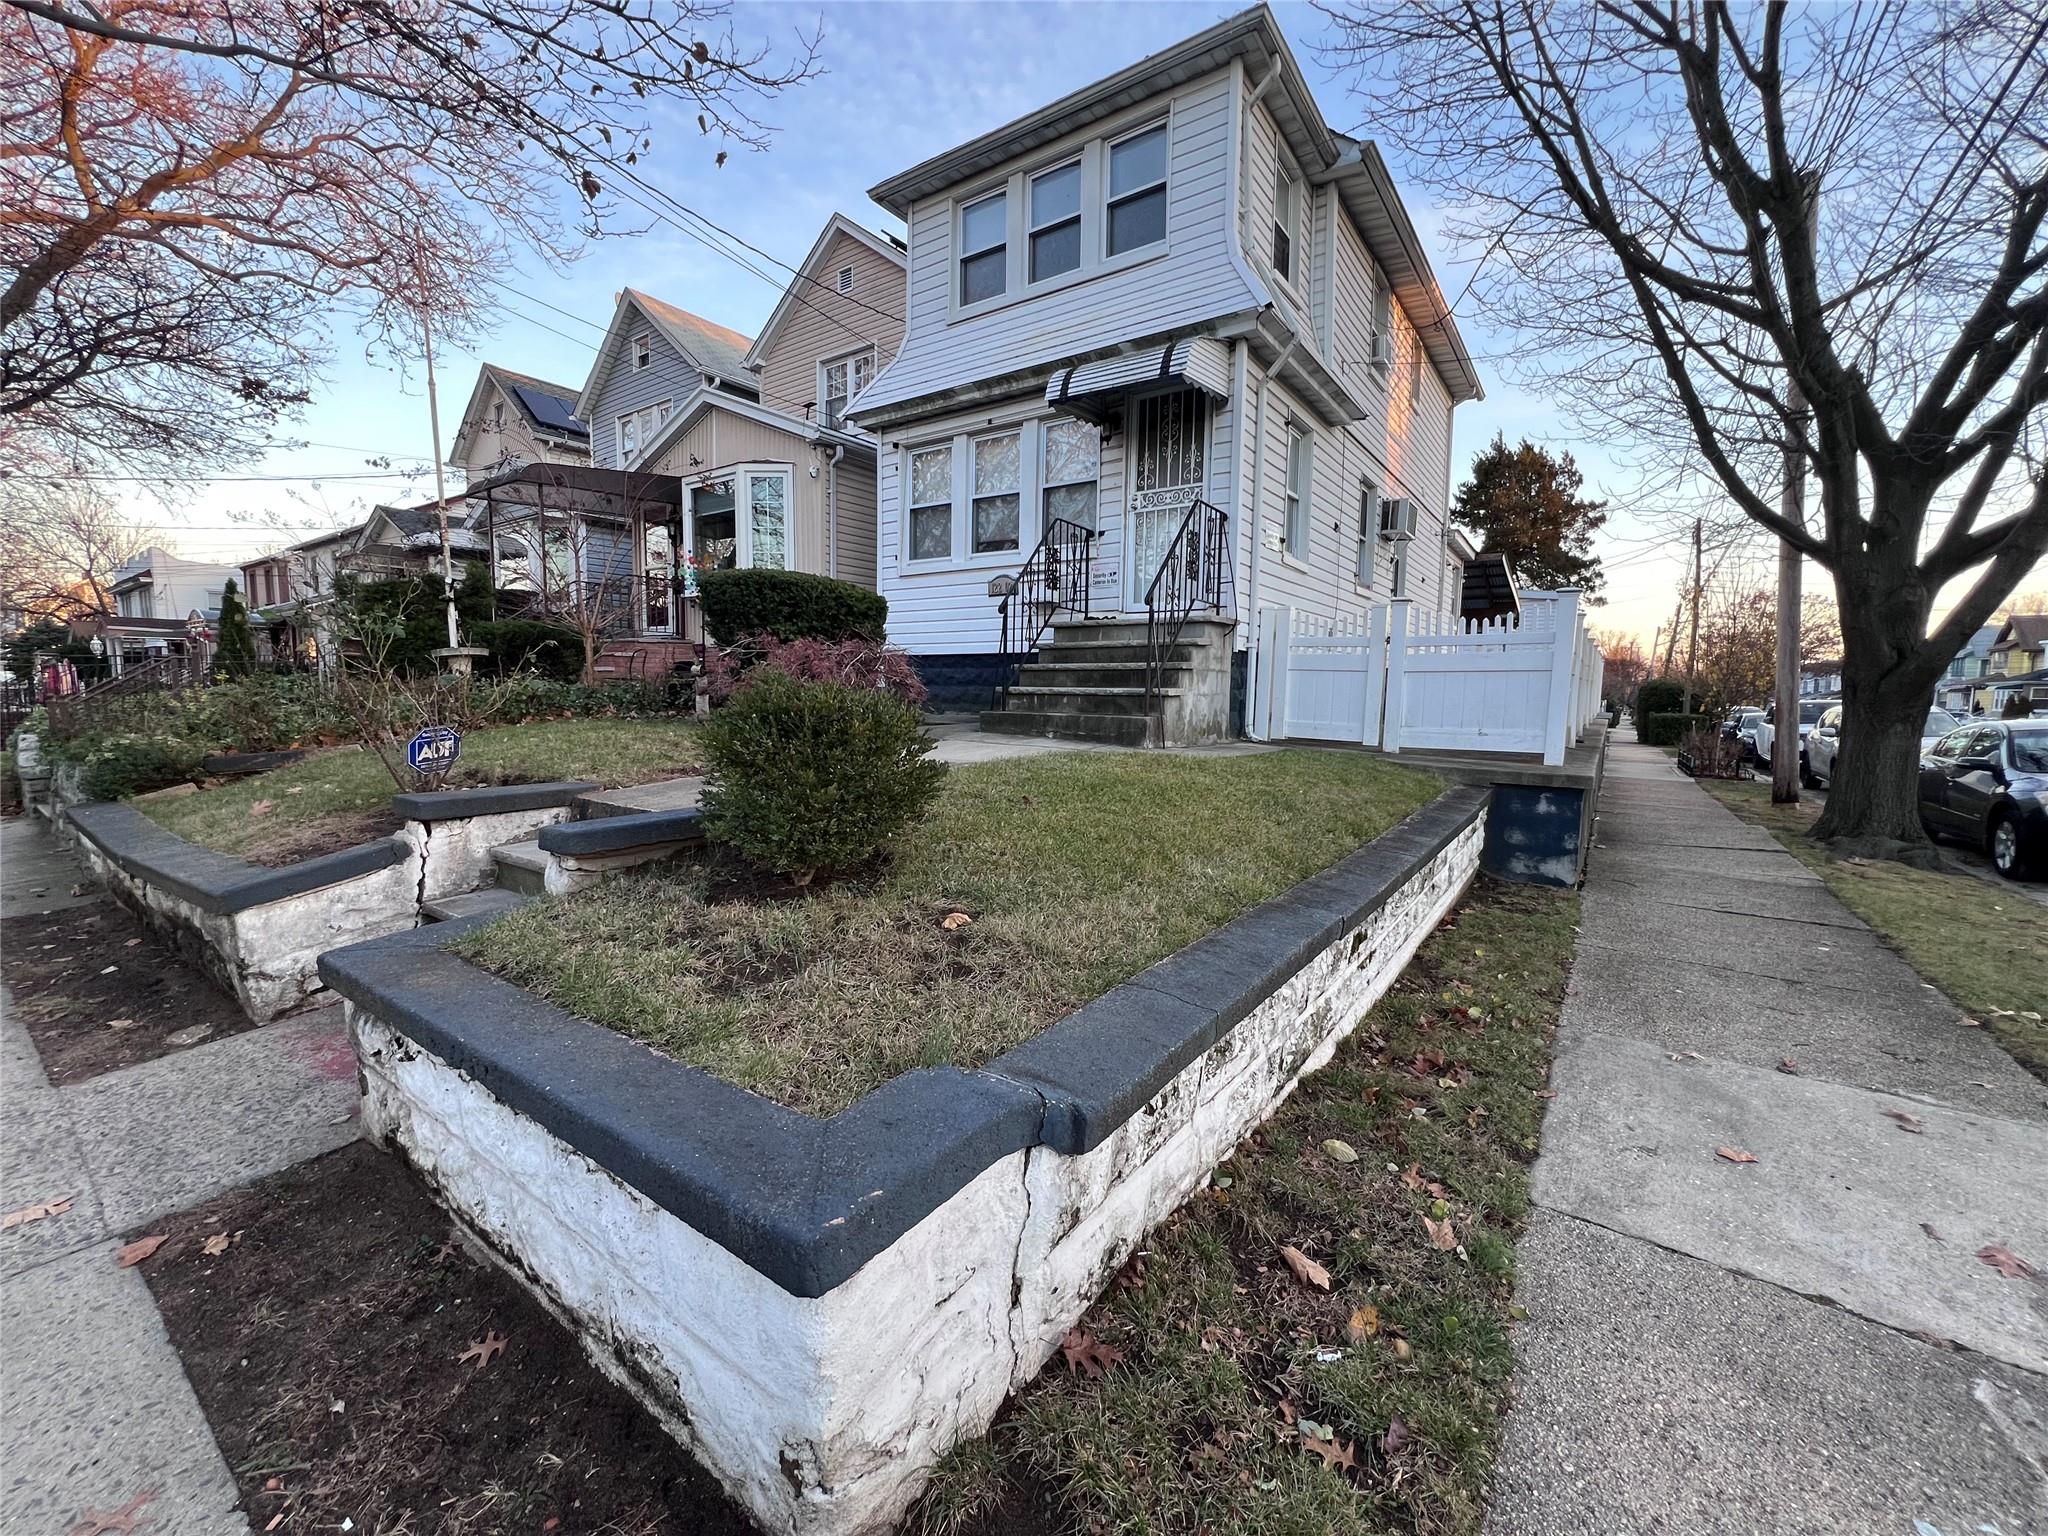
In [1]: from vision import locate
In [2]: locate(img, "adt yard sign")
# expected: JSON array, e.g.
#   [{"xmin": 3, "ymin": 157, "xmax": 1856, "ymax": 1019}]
[{"xmin": 407, "ymin": 725, "xmax": 462, "ymax": 777}]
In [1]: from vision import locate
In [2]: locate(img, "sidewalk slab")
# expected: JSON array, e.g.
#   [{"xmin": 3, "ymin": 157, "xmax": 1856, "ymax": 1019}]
[
  {"xmin": 0, "ymin": 1083, "xmax": 112, "ymax": 1279},
  {"xmin": 1535, "ymin": 1031, "xmax": 2048, "ymax": 1373},
  {"xmin": 2, "ymin": 817, "xmax": 101, "ymax": 920},
  {"xmin": 1576, "ymin": 915, "xmax": 1916, "ymax": 996},
  {"xmin": 1487, "ymin": 1211, "xmax": 2048, "ymax": 1536},
  {"xmin": 1579, "ymin": 886, "xmax": 1880, "ymax": 944},
  {"xmin": 1579, "ymin": 872, "xmax": 1873, "ymax": 929},
  {"xmin": 0, "ymin": 1240, "xmax": 244, "ymax": 1536},
  {"xmin": 1589, "ymin": 842, "xmax": 1826, "ymax": 886},
  {"xmin": 64, "ymin": 1009, "xmax": 359, "ymax": 1232}
]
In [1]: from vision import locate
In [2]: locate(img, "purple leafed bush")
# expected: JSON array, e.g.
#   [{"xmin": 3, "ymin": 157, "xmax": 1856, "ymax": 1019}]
[{"xmin": 704, "ymin": 632, "xmax": 928, "ymax": 708}]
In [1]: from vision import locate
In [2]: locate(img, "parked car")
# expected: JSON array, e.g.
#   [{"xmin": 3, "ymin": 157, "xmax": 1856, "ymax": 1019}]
[
  {"xmin": 1804, "ymin": 704, "xmax": 1959, "ymax": 788},
  {"xmin": 1918, "ymin": 720, "xmax": 2048, "ymax": 878},
  {"xmin": 1721, "ymin": 706, "xmax": 1764, "ymax": 750},
  {"xmin": 1751, "ymin": 697, "xmax": 1839, "ymax": 768}
]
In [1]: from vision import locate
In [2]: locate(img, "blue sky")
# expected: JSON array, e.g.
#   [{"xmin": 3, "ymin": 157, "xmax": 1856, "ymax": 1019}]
[{"xmin": 140, "ymin": 0, "xmax": 1842, "ymax": 646}]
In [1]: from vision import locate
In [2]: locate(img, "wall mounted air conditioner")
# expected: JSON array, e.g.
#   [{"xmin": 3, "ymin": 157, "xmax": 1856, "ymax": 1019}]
[{"xmin": 1379, "ymin": 496, "xmax": 1417, "ymax": 542}]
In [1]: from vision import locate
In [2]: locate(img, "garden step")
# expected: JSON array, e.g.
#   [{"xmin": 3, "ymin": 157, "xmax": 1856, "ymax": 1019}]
[
  {"xmin": 1047, "ymin": 615, "xmax": 1234, "ymax": 648},
  {"xmin": 489, "ymin": 840, "xmax": 549, "ymax": 897},
  {"xmin": 1014, "ymin": 661, "xmax": 1191, "ymax": 691},
  {"xmin": 977, "ymin": 708, "xmax": 1153, "ymax": 747},
  {"xmin": 999, "ymin": 685, "xmax": 1176, "ymax": 718},
  {"xmin": 421, "ymin": 887, "xmax": 531, "ymax": 923}
]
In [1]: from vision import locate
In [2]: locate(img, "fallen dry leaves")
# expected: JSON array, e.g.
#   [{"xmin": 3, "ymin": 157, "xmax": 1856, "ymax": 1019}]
[
  {"xmin": 1296, "ymin": 1422, "xmax": 1356, "ymax": 1473},
  {"xmin": 1278, "ymin": 1244, "xmax": 1332, "ymax": 1291},
  {"xmin": 1714, "ymin": 1146, "xmax": 1759, "ymax": 1165},
  {"xmin": 200, "ymin": 1232, "xmax": 233, "ymax": 1257},
  {"xmin": 1059, "ymin": 1327, "xmax": 1125, "ymax": 1379},
  {"xmin": 457, "ymin": 1329, "xmax": 508, "ymax": 1370},
  {"xmin": 1422, "ymin": 1216, "xmax": 1459, "ymax": 1252},
  {"xmin": 1320, "ymin": 1138, "xmax": 1359, "ymax": 1164},
  {"xmin": 1880, "ymin": 1109, "xmax": 1926, "ymax": 1134},
  {"xmin": 1977, "ymin": 1243, "xmax": 2039, "ymax": 1282},
  {"xmin": 67, "ymin": 1488, "xmax": 157, "ymax": 1536},
  {"xmin": 938, "ymin": 910, "xmax": 973, "ymax": 932},
  {"xmin": 1777, "ymin": 1058, "xmax": 1800, "ymax": 1075},
  {"xmin": 1345, "ymin": 1304, "xmax": 1380, "ymax": 1342},
  {"xmin": 249, "ymin": 799, "xmax": 276, "ymax": 817},
  {"xmin": 1383, "ymin": 1413, "xmax": 1412, "ymax": 1456},
  {"xmin": 115, "ymin": 1234, "xmax": 166, "ymax": 1268},
  {"xmin": 2, "ymin": 1196, "xmax": 74, "ymax": 1229}
]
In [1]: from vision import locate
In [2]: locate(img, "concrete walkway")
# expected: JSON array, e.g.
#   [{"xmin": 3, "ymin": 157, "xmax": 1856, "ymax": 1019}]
[
  {"xmin": 1, "ymin": 818, "xmax": 359, "ymax": 1534},
  {"xmin": 1488, "ymin": 742, "xmax": 2048, "ymax": 1536}
]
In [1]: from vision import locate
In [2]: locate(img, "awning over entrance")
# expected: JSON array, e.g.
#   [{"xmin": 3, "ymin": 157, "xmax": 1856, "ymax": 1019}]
[
  {"xmin": 461, "ymin": 461, "xmax": 684, "ymax": 524},
  {"xmin": 1044, "ymin": 336, "xmax": 1233, "ymax": 424}
]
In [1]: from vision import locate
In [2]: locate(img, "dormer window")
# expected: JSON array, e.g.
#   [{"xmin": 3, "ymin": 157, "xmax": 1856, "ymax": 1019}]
[
  {"xmin": 960, "ymin": 191, "xmax": 1008, "ymax": 305},
  {"xmin": 633, "ymin": 333, "xmax": 652, "ymax": 370},
  {"xmin": 1106, "ymin": 123, "xmax": 1168, "ymax": 256},
  {"xmin": 819, "ymin": 348, "xmax": 875, "ymax": 429},
  {"xmin": 1273, "ymin": 163, "xmax": 1302, "ymax": 286}
]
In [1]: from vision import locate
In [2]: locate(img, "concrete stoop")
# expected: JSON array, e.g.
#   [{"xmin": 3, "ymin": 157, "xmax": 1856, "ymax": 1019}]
[{"xmin": 979, "ymin": 615, "xmax": 1235, "ymax": 748}]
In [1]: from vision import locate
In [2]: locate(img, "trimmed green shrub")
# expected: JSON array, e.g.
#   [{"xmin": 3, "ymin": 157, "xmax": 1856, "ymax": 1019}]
[
  {"xmin": 214, "ymin": 578, "xmax": 256, "ymax": 676},
  {"xmin": 67, "ymin": 734, "xmax": 208, "ymax": 800},
  {"xmin": 1640, "ymin": 711, "xmax": 1711, "ymax": 746},
  {"xmin": 697, "ymin": 568, "xmax": 887, "ymax": 647},
  {"xmin": 331, "ymin": 561, "xmax": 494, "ymax": 674},
  {"xmin": 1636, "ymin": 677, "xmax": 1687, "ymax": 718},
  {"xmin": 473, "ymin": 618, "xmax": 583, "ymax": 681},
  {"xmin": 698, "ymin": 674, "xmax": 944, "ymax": 883}
]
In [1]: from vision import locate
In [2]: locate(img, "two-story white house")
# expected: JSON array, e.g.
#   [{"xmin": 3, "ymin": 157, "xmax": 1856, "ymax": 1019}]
[
  {"xmin": 849, "ymin": 5, "xmax": 1481, "ymax": 741},
  {"xmin": 465, "ymin": 216, "xmax": 907, "ymax": 673}
]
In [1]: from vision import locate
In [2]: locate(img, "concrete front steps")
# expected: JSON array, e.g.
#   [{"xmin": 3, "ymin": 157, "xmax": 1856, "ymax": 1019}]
[{"xmin": 980, "ymin": 615, "xmax": 1233, "ymax": 748}]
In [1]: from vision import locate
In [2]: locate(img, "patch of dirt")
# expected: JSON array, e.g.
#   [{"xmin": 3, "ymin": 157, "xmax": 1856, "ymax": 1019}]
[
  {"xmin": 141, "ymin": 1142, "xmax": 762, "ymax": 1536},
  {"xmin": 1, "ymin": 903, "xmax": 252, "ymax": 1084},
  {"xmin": 236, "ymin": 807, "xmax": 405, "ymax": 868}
]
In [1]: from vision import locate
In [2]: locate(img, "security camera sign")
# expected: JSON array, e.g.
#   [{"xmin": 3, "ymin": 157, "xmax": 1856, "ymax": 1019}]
[{"xmin": 406, "ymin": 725, "xmax": 462, "ymax": 777}]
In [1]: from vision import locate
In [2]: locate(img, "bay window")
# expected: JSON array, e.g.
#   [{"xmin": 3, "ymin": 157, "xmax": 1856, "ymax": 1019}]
[
  {"xmin": 971, "ymin": 430, "xmax": 1022, "ymax": 554},
  {"xmin": 959, "ymin": 192, "xmax": 1008, "ymax": 305},
  {"xmin": 909, "ymin": 444, "xmax": 954, "ymax": 561},
  {"xmin": 1106, "ymin": 123, "xmax": 1168, "ymax": 256}
]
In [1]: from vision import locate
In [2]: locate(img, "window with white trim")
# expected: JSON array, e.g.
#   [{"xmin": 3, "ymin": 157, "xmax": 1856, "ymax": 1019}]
[
  {"xmin": 743, "ymin": 467, "xmax": 789, "ymax": 571},
  {"xmin": 1041, "ymin": 418, "xmax": 1099, "ymax": 532},
  {"xmin": 614, "ymin": 399, "xmax": 671, "ymax": 465},
  {"xmin": 1355, "ymin": 478, "xmax": 1379, "ymax": 585},
  {"xmin": 1372, "ymin": 276, "xmax": 1393, "ymax": 370},
  {"xmin": 1283, "ymin": 424, "xmax": 1311, "ymax": 559},
  {"xmin": 1273, "ymin": 163, "xmax": 1302, "ymax": 286},
  {"xmin": 819, "ymin": 349, "xmax": 875, "ymax": 429},
  {"xmin": 633, "ymin": 333, "xmax": 652, "ymax": 370},
  {"xmin": 1105, "ymin": 123, "xmax": 1168, "ymax": 257},
  {"xmin": 959, "ymin": 191, "xmax": 1008, "ymax": 305},
  {"xmin": 971, "ymin": 430, "xmax": 1022, "ymax": 554},
  {"xmin": 908, "ymin": 444, "xmax": 954, "ymax": 562},
  {"xmin": 1029, "ymin": 160, "xmax": 1082, "ymax": 283}
]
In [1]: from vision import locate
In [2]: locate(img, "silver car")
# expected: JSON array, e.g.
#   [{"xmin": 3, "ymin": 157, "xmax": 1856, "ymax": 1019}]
[{"xmin": 1803, "ymin": 704, "xmax": 1960, "ymax": 788}]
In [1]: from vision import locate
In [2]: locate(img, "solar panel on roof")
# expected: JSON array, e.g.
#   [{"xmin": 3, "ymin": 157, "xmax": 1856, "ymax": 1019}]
[{"xmin": 511, "ymin": 383, "xmax": 588, "ymax": 436}]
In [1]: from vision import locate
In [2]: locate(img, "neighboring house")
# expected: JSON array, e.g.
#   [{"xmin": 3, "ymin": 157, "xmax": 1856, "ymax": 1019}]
[
  {"xmin": 448, "ymin": 365, "xmax": 591, "ymax": 481},
  {"xmin": 1988, "ymin": 612, "xmax": 2048, "ymax": 680},
  {"xmin": 1935, "ymin": 622, "xmax": 1999, "ymax": 715},
  {"xmin": 472, "ymin": 223, "xmax": 908, "ymax": 660},
  {"xmin": 1799, "ymin": 660, "xmax": 1844, "ymax": 699},
  {"xmin": 848, "ymin": 5, "xmax": 1482, "ymax": 730},
  {"xmin": 77, "ymin": 547, "xmax": 239, "ymax": 676}
]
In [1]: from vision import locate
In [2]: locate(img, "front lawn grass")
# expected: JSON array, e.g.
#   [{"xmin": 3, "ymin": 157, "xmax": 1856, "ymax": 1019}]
[
  {"xmin": 455, "ymin": 750, "xmax": 1443, "ymax": 1116},
  {"xmin": 1700, "ymin": 777, "xmax": 2048, "ymax": 1081},
  {"xmin": 910, "ymin": 876, "xmax": 1581, "ymax": 1536},
  {"xmin": 138, "ymin": 716, "xmax": 703, "ymax": 862}
]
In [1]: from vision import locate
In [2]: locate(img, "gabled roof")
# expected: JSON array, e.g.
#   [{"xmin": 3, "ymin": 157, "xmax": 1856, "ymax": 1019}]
[
  {"xmin": 573, "ymin": 290, "xmax": 756, "ymax": 422},
  {"xmin": 456, "ymin": 364, "xmax": 589, "ymax": 451},
  {"xmin": 741, "ymin": 214, "xmax": 906, "ymax": 373},
  {"xmin": 1992, "ymin": 612, "xmax": 2048, "ymax": 651}
]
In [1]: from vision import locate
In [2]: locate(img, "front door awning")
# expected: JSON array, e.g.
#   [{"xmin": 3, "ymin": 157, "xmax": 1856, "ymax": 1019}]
[{"xmin": 1044, "ymin": 336, "xmax": 1233, "ymax": 423}]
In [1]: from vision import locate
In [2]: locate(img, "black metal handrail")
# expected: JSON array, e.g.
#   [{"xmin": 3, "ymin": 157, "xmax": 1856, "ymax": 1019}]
[
  {"xmin": 994, "ymin": 517, "xmax": 1096, "ymax": 702},
  {"xmin": 1144, "ymin": 498, "xmax": 1235, "ymax": 726}
]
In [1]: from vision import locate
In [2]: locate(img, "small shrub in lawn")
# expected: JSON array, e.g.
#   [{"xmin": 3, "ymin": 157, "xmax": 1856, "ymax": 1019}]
[
  {"xmin": 704, "ymin": 632, "xmax": 927, "ymax": 707},
  {"xmin": 69, "ymin": 734, "xmax": 209, "ymax": 799},
  {"xmin": 472, "ymin": 618, "xmax": 583, "ymax": 681},
  {"xmin": 698, "ymin": 673, "xmax": 944, "ymax": 884},
  {"xmin": 697, "ymin": 567, "xmax": 887, "ymax": 646}
]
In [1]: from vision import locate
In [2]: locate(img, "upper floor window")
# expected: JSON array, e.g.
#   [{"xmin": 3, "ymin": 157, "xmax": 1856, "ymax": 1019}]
[
  {"xmin": 1106, "ymin": 123, "xmax": 1168, "ymax": 257},
  {"xmin": 632, "ymin": 333, "xmax": 652, "ymax": 371},
  {"xmin": 1372, "ymin": 276, "xmax": 1394, "ymax": 368},
  {"xmin": 971, "ymin": 430, "xmax": 1022, "ymax": 554},
  {"xmin": 1283, "ymin": 424, "xmax": 1311, "ymax": 558},
  {"xmin": 909, "ymin": 444, "xmax": 955, "ymax": 561},
  {"xmin": 960, "ymin": 192, "xmax": 1008, "ymax": 305},
  {"xmin": 616, "ymin": 399, "xmax": 671, "ymax": 464},
  {"xmin": 1030, "ymin": 161, "xmax": 1082, "ymax": 283},
  {"xmin": 1273, "ymin": 163, "xmax": 1302, "ymax": 286},
  {"xmin": 819, "ymin": 349, "xmax": 875, "ymax": 428}
]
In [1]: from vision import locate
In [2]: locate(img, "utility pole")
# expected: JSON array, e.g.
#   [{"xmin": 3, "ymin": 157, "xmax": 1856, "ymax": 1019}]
[
  {"xmin": 1773, "ymin": 173, "xmax": 1820, "ymax": 804},
  {"xmin": 1684, "ymin": 518, "xmax": 1703, "ymax": 714},
  {"xmin": 420, "ymin": 306, "xmax": 459, "ymax": 654}
]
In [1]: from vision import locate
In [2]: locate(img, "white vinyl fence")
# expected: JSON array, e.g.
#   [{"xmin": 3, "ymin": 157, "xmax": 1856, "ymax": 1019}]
[{"xmin": 1252, "ymin": 592, "xmax": 1604, "ymax": 766}]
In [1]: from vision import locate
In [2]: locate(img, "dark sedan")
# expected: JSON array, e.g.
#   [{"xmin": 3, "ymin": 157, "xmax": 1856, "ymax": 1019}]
[{"xmin": 1919, "ymin": 720, "xmax": 2048, "ymax": 878}]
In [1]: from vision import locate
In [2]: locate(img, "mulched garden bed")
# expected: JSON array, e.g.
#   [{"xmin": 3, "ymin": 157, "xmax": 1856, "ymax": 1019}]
[
  {"xmin": 139, "ymin": 1142, "xmax": 762, "ymax": 1536},
  {"xmin": 1, "ymin": 901, "xmax": 253, "ymax": 1084}
]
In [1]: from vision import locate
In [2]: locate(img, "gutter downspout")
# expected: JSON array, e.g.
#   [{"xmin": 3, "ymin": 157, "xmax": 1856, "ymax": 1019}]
[
  {"xmin": 825, "ymin": 442, "xmax": 846, "ymax": 579},
  {"xmin": 1237, "ymin": 57, "xmax": 1285, "ymax": 267},
  {"xmin": 1243, "ymin": 329, "xmax": 1298, "ymax": 742}
]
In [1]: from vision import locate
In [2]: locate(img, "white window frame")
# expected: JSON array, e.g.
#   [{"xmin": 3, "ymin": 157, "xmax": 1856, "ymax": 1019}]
[
  {"xmin": 614, "ymin": 399, "xmax": 672, "ymax": 466},
  {"xmin": 901, "ymin": 416, "xmax": 1089, "ymax": 573},
  {"xmin": 1372, "ymin": 274, "xmax": 1394, "ymax": 372},
  {"xmin": 818, "ymin": 347, "xmax": 876, "ymax": 429},
  {"xmin": 1354, "ymin": 478, "xmax": 1379, "ymax": 587},
  {"xmin": 1283, "ymin": 422, "xmax": 1311, "ymax": 562},
  {"xmin": 633, "ymin": 332, "xmax": 652, "ymax": 370},
  {"xmin": 1273, "ymin": 161, "xmax": 1303, "ymax": 291},
  {"xmin": 969, "ymin": 427, "xmax": 1024, "ymax": 556},
  {"xmin": 1103, "ymin": 120, "xmax": 1169, "ymax": 260},
  {"xmin": 958, "ymin": 189, "xmax": 1009, "ymax": 307},
  {"xmin": 735, "ymin": 463, "xmax": 793, "ymax": 571},
  {"xmin": 1040, "ymin": 417, "xmax": 1101, "ymax": 533},
  {"xmin": 904, "ymin": 441, "xmax": 957, "ymax": 566},
  {"xmin": 1027, "ymin": 157, "xmax": 1084, "ymax": 285},
  {"xmin": 948, "ymin": 108, "xmax": 1173, "ymax": 321}
]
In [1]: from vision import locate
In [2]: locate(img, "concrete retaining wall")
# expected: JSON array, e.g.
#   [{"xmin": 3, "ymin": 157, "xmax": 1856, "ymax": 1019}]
[{"xmin": 325, "ymin": 786, "xmax": 1488, "ymax": 1536}]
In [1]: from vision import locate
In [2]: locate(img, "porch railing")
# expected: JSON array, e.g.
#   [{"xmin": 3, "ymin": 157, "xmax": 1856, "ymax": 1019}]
[
  {"xmin": 503, "ymin": 573, "xmax": 683, "ymax": 638},
  {"xmin": 45, "ymin": 652, "xmax": 207, "ymax": 740},
  {"xmin": 995, "ymin": 517, "xmax": 1096, "ymax": 702},
  {"xmin": 1143, "ymin": 498, "xmax": 1235, "ymax": 723}
]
